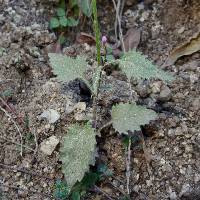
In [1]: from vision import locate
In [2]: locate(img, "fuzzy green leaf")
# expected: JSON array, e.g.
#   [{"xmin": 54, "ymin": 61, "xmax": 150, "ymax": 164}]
[
  {"xmin": 56, "ymin": 8, "xmax": 65, "ymax": 17},
  {"xmin": 112, "ymin": 103, "xmax": 157, "ymax": 134},
  {"xmin": 60, "ymin": 123, "xmax": 96, "ymax": 190},
  {"xmin": 67, "ymin": 17, "xmax": 79, "ymax": 26},
  {"xmin": 117, "ymin": 51, "xmax": 174, "ymax": 82},
  {"xmin": 59, "ymin": 16, "xmax": 68, "ymax": 27},
  {"xmin": 49, "ymin": 17, "xmax": 60, "ymax": 29},
  {"xmin": 48, "ymin": 53, "xmax": 88, "ymax": 83},
  {"xmin": 69, "ymin": 0, "xmax": 78, "ymax": 8},
  {"xmin": 79, "ymin": 0, "xmax": 91, "ymax": 17}
]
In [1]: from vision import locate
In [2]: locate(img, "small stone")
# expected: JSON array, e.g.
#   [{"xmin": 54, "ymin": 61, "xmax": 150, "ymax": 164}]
[
  {"xmin": 175, "ymin": 127, "xmax": 183, "ymax": 136},
  {"xmin": 133, "ymin": 185, "xmax": 139, "ymax": 192},
  {"xmin": 194, "ymin": 174, "xmax": 200, "ymax": 183},
  {"xmin": 40, "ymin": 136, "xmax": 59, "ymax": 156},
  {"xmin": 159, "ymin": 85, "xmax": 171, "ymax": 101},
  {"xmin": 126, "ymin": 0, "xmax": 137, "ymax": 6},
  {"xmin": 151, "ymin": 81, "xmax": 162, "ymax": 93},
  {"xmin": 177, "ymin": 27, "xmax": 185, "ymax": 34},
  {"xmin": 190, "ymin": 73, "xmax": 198, "ymax": 83},
  {"xmin": 74, "ymin": 102, "xmax": 86, "ymax": 112},
  {"xmin": 136, "ymin": 81, "xmax": 151, "ymax": 97},
  {"xmin": 140, "ymin": 11, "xmax": 149, "ymax": 22},
  {"xmin": 74, "ymin": 111, "xmax": 92, "ymax": 121},
  {"xmin": 191, "ymin": 98, "xmax": 200, "ymax": 111},
  {"xmin": 179, "ymin": 183, "xmax": 192, "ymax": 197},
  {"xmin": 169, "ymin": 191, "xmax": 177, "ymax": 200},
  {"xmin": 39, "ymin": 109, "xmax": 60, "ymax": 124},
  {"xmin": 167, "ymin": 129, "xmax": 175, "ymax": 137}
]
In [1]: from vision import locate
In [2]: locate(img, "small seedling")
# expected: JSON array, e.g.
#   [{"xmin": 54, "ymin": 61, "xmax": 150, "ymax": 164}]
[
  {"xmin": 54, "ymin": 179, "xmax": 69, "ymax": 200},
  {"xmin": 50, "ymin": 0, "xmax": 91, "ymax": 30},
  {"xmin": 48, "ymin": 0, "xmax": 175, "ymax": 197}
]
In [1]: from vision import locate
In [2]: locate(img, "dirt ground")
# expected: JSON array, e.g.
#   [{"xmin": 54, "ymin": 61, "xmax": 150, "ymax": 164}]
[{"xmin": 0, "ymin": 0, "xmax": 200, "ymax": 199}]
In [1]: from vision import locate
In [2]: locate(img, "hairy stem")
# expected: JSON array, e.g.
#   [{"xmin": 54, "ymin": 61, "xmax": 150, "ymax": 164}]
[
  {"xmin": 92, "ymin": 0, "xmax": 101, "ymax": 66},
  {"xmin": 91, "ymin": 0, "xmax": 102, "ymax": 129}
]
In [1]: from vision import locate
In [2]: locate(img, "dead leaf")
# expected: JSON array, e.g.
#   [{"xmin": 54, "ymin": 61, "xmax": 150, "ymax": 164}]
[
  {"xmin": 165, "ymin": 31, "xmax": 200, "ymax": 65},
  {"xmin": 76, "ymin": 32, "xmax": 96, "ymax": 45},
  {"xmin": 45, "ymin": 42, "xmax": 62, "ymax": 54},
  {"xmin": 123, "ymin": 28, "xmax": 141, "ymax": 52}
]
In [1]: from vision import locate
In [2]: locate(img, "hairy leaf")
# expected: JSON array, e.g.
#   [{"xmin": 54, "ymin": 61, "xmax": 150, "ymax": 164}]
[
  {"xmin": 67, "ymin": 17, "xmax": 79, "ymax": 26},
  {"xmin": 79, "ymin": 0, "xmax": 91, "ymax": 17},
  {"xmin": 112, "ymin": 103, "xmax": 157, "ymax": 134},
  {"xmin": 50, "ymin": 17, "xmax": 60, "ymax": 29},
  {"xmin": 48, "ymin": 53, "xmax": 87, "ymax": 82},
  {"xmin": 59, "ymin": 16, "xmax": 68, "ymax": 27},
  {"xmin": 60, "ymin": 123, "xmax": 96, "ymax": 190},
  {"xmin": 117, "ymin": 51, "xmax": 174, "ymax": 81},
  {"xmin": 56, "ymin": 8, "xmax": 65, "ymax": 17}
]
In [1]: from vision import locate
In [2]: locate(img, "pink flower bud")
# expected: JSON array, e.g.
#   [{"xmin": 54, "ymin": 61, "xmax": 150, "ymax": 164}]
[{"xmin": 101, "ymin": 36, "xmax": 107, "ymax": 45}]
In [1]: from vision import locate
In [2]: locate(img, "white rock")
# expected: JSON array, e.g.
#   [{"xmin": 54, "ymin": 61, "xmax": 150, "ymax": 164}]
[
  {"xmin": 65, "ymin": 101, "xmax": 86, "ymax": 114},
  {"xmin": 151, "ymin": 81, "xmax": 162, "ymax": 93},
  {"xmin": 159, "ymin": 85, "xmax": 172, "ymax": 101},
  {"xmin": 177, "ymin": 27, "xmax": 185, "ymax": 34},
  {"xmin": 170, "ymin": 191, "xmax": 177, "ymax": 200},
  {"xmin": 179, "ymin": 183, "xmax": 191, "ymax": 197},
  {"xmin": 74, "ymin": 102, "xmax": 86, "ymax": 112},
  {"xmin": 40, "ymin": 136, "xmax": 59, "ymax": 156},
  {"xmin": 39, "ymin": 109, "xmax": 60, "ymax": 124}
]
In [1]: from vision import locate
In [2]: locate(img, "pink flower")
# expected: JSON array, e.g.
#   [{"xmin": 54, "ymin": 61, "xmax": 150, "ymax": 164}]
[{"xmin": 101, "ymin": 36, "xmax": 107, "ymax": 45}]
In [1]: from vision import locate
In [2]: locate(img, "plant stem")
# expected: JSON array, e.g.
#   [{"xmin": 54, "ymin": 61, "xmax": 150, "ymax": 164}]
[
  {"xmin": 125, "ymin": 137, "xmax": 131, "ymax": 195},
  {"xmin": 92, "ymin": 0, "xmax": 101, "ymax": 66},
  {"xmin": 91, "ymin": 0, "xmax": 102, "ymax": 129}
]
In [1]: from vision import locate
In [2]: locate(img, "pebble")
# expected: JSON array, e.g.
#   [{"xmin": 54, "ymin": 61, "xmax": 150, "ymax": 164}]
[
  {"xmin": 177, "ymin": 27, "xmax": 185, "ymax": 34},
  {"xmin": 191, "ymin": 98, "xmax": 200, "ymax": 111},
  {"xmin": 39, "ymin": 109, "xmax": 60, "ymax": 124},
  {"xmin": 151, "ymin": 81, "xmax": 162, "ymax": 93},
  {"xmin": 40, "ymin": 135, "xmax": 59, "ymax": 156},
  {"xmin": 159, "ymin": 85, "xmax": 172, "ymax": 101},
  {"xmin": 179, "ymin": 183, "xmax": 192, "ymax": 197},
  {"xmin": 169, "ymin": 191, "xmax": 177, "ymax": 200}
]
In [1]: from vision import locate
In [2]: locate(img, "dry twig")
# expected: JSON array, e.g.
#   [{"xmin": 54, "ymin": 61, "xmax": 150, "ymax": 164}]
[
  {"xmin": 94, "ymin": 185, "xmax": 115, "ymax": 200},
  {"xmin": 32, "ymin": 128, "xmax": 38, "ymax": 155},
  {"xmin": 125, "ymin": 137, "xmax": 131, "ymax": 195},
  {"xmin": 111, "ymin": 0, "xmax": 125, "ymax": 52}
]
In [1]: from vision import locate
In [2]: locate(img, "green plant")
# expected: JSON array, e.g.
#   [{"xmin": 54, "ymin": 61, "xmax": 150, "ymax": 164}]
[
  {"xmin": 54, "ymin": 179, "xmax": 69, "ymax": 200},
  {"xmin": 48, "ymin": 0, "xmax": 175, "ymax": 197},
  {"xmin": 50, "ymin": 0, "xmax": 91, "ymax": 30}
]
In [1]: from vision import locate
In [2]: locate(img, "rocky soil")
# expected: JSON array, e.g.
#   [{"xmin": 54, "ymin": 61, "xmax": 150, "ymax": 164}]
[{"xmin": 0, "ymin": 0, "xmax": 199, "ymax": 199}]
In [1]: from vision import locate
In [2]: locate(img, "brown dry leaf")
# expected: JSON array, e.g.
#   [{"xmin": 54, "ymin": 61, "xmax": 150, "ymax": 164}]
[
  {"xmin": 165, "ymin": 31, "xmax": 200, "ymax": 65},
  {"xmin": 76, "ymin": 32, "xmax": 96, "ymax": 45},
  {"xmin": 45, "ymin": 42, "xmax": 62, "ymax": 54},
  {"xmin": 123, "ymin": 28, "xmax": 141, "ymax": 52}
]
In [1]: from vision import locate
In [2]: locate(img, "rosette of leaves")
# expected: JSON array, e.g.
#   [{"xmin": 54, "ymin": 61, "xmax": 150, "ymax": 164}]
[
  {"xmin": 50, "ymin": 0, "xmax": 91, "ymax": 29},
  {"xmin": 50, "ymin": 7, "xmax": 79, "ymax": 29},
  {"xmin": 60, "ymin": 123, "xmax": 96, "ymax": 190}
]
